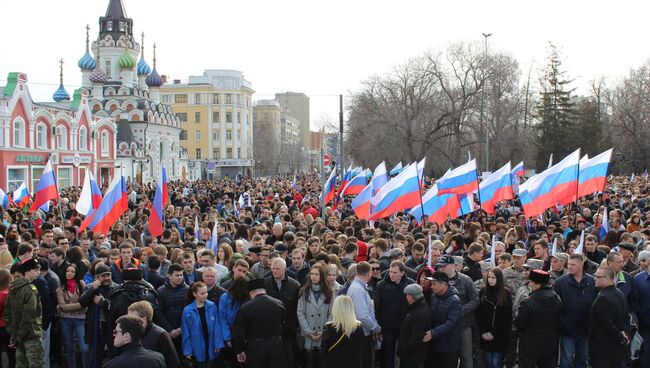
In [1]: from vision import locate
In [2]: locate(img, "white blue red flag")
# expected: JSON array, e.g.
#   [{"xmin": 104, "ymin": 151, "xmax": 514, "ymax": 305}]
[
  {"xmin": 12, "ymin": 181, "xmax": 30, "ymax": 209},
  {"xmin": 79, "ymin": 176, "xmax": 128, "ymax": 234},
  {"xmin": 76, "ymin": 168, "xmax": 102, "ymax": 217},
  {"xmin": 29, "ymin": 158, "xmax": 59, "ymax": 212},
  {"xmin": 479, "ymin": 162, "xmax": 514, "ymax": 215},
  {"xmin": 437, "ymin": 159, "xmax": 478, "ymax": 195}
]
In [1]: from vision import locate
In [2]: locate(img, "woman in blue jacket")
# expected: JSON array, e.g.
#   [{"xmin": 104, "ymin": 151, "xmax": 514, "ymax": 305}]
[
  {"xmin": 218, "ymin": 276, "xmax": 249, "ymax": 366},
  {"xmin": 182, "ymin": 281, "xmax": 222, "ymax": 367}
]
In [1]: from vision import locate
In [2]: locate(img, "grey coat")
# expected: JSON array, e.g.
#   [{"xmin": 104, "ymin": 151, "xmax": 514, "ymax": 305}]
[{"xmin": 297, "ymin": 289, "xmax": 333, "ymax": 349}]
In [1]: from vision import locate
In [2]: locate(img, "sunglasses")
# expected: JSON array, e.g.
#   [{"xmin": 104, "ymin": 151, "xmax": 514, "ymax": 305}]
[{"xmin": 371, "ymin": 267, "xmax": 380, "ymax": 271}]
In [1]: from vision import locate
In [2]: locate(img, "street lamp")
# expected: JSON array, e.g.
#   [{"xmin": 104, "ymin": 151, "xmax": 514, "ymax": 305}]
[{"xmin": 482, "ymin": 32, "xmax": 493, "ymax": 172}]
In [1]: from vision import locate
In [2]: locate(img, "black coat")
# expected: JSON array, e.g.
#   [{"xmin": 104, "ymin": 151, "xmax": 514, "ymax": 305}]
[
  {"xmin": 397, "ymin": 298, "xmax": 431, "ymax": 363},
  {"xmin": 589, "ymin": 285, "xmax": 631, "ymax": 359},
  {"xmin": 264, "ymin": 276, "xmax": 300, "ymax": 337},
  {"xmin": 514, "ymin": 287, "xmax": 563, "ymax": 357},
  {"xmin": 156, "ymin": 280, "xmax": 189, "ymax": 331},
  {"xmin": 322, "ymin": 323, "xmax": 364, "ymax": 368},
  {"xmin": 108, "ymin": 281, "xmax": 159, "ymax": 334},
  {"xmin": 146, "ymin": 271, "xmax": 165, "ymax": 290},
  {"xmin": 476, "ymin": 289, "xmax": 512, "ymax": 353},
  {"xmin": 142, "ymin": 323, "xmax": 180, "ymax": 368},
  {"xmin": 429, "ymin": 286, "xmax": 462, "ymax": 353},
  {"xmin": 78, "ymin": 281, "xmax": 119, "ymax": 345},
  {"xmin": 374, "ymin": 275, "xmax": 413, "ymax": 334},
  {"xmin": 231, "ymin": 294, "xmax": 285, "ymax": 354},
  {"xmin": 104, "ymin": 343, "xmax": 165, "ymax": 368}
]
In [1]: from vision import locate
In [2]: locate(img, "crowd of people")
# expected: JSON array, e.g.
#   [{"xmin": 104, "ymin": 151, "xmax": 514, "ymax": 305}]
[{"xmin": 0, "ymin": 173, "xmax": 648, "ymax": 368}]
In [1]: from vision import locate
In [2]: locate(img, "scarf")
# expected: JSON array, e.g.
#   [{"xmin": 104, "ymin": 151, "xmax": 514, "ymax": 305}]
[
  {"xmin": 311, "ymin": 284, "xmax": 321, "ymax": 302},
  {"xmin": 66, "ymin": 279, "xmax": 77, "ymax": 294}
]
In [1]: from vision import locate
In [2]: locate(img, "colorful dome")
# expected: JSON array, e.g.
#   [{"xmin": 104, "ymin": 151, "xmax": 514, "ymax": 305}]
[
  {"xmin": 118, "ymin": 49, "xmax": 136, "ymax": 70},
  {"xmin": 137, "ymin": 57, "xmax": 151, "ymax": 76},
  {"xmin": 89, "ymin": 66, "xmax": 107, "ymax": 84},
  {"xmin": 78, "ymin": 51, "xmax": 97, "ymax": 70},
  {"xmin": 145, "ymin": 68, "xmax": 163, "ymax": 87},
  {"xmin": 53, "ymin": 84, "xmax": 70, "ymax": 102}
]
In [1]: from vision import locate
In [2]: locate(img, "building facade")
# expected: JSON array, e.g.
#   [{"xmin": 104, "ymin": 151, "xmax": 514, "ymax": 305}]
[
  {"xmin": 275, "ymin": 92, "xmax": 310, "ymax": 148},
  {"xmin": 0, "ymin": 72, "xmax": 116, "ymax": 191},
  {"xmin": 161, "ymin": 70, "xmax": 254, "ymax": 179},
  {"xmin": 253, "ymin": 100, "xmax": 302, "ymax": 176},
  {"xmin": 77, "ymin": 0, "xmax": 183, "ymax": 184}
]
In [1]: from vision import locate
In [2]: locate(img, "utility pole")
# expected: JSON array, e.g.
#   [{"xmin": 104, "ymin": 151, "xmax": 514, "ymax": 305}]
[
  {"xmin": 482, "ymin": 32, "xmax": 492, "ymax": 172},
  {"xmin": 339, "ymin": 94, "xmax": 344, "ymax": 180},
  {"xmin": 319, "ymin": 147, "xmax": 325, "ymax": 219}
]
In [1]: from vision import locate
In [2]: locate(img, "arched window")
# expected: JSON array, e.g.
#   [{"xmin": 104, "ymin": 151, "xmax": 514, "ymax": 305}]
[
  {"xmin": 13, "ymin": 118, "xmax": 25, "ymax": 147},
  {"xmin": 36, "ymin": 123, "xmax": 47, "ymax": 149},
  {"xmin": 79, "ymin": 126, "xmax": 88, "ymax": 151},
  {"xmin": 56, "ymin": 125, "xmax": 68, "ymax": 150},
  {"xmin": 101, "ymin": 130, "xmax": 109, "ymax": 157}
]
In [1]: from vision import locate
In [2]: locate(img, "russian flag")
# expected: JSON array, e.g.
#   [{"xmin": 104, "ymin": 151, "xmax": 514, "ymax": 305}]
[
  {"xmin": 370, "ymin": 162, "xmax": 388, "ymax": 195},
  {"xmin": 457, "ymin": 193, "xmax": 476, "ymax": 216},
  {"xmin": 599, "ymin": 206, "xmax": 609, "ymax": 241},
  {"xmin": 368, "ymin": 163, "xmax": 422, "ymax": 220},
  {"xmin": 389, "ymin": 162, "xmax": 403, "ymax": 176},
  {"xmin": 437, "ymin": 159, "xmax": 479, "ymax": 195},
  {"xmin": 577, "ymin": 149, "xmax": 612, "ymax": 198},
  {"xmin": 0, "ymin": 189, "xmax": 9, "ymax": 210},
  {"xmin": 410, "ymin": 184, "xmax": 459, "ymax": 224},
  {"xmin": 512, "ymin": 161, "xmax": 525, "ymax": 177},
  {"xmin": 161, "ymin": 163, "xmax": 169, "ymax": 207},
  {"xmin": 321, "ymin": 166, "xmax": 338, "ymax": 205},
  {"xmin": 351, "ymin": 182, "xmax": 373, "ymax": 219},
  {"xmin": 12, "ymin": 181, "xmax": 30, "ymax": 209},
  {"xmin": 194, "ymin": 215, "xmax": 201, "ymax": 240},
  {"xmin": 79, "ymin": 176, "xmax": 128, "ymax": 234},
  {"xmin": 291, "ymin": 175, "xmax": 298, "ymax": 190},
  {"xmin": 29, "ymin": 158, "xmax": 59, "ymax": 212},
  {"xmin": 76, "ymin": 168, "xmax": 102, "ymax": 217},
  {"xmin": 208, "ymin": 219, "xmax": 219, "ymax": 253},
  {"xmin": 341, "ymin": 169, "xmax": 368, "ymax": 196},
  {"xmin": 519, "ymin": 149, "xmax": 580, "ymax": 218},
  {"xmin": 339, "ymin": 165, "xmax": 352, "ymax": 191},
  {"xmin": 149, "ymin": 166, "xmax": 168, "ymax": 238},
  {"xmin": 480, "ymin": 162, "xmax": 514, "ymax": 215}
]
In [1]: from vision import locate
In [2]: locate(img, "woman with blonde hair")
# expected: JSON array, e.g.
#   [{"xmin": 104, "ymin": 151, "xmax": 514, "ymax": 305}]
[
  {"xmin": 0, "ymin": 250, "xmax": 12, "ymax": 269},
  {"xmin": 322, "ymin": 296, "xmax": 364, "ymax": 367}
]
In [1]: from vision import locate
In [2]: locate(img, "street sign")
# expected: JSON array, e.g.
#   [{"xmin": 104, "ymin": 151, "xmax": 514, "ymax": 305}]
[{"xmin": 323, "ymin": 154, "xmax": 331, "ymax": 166}]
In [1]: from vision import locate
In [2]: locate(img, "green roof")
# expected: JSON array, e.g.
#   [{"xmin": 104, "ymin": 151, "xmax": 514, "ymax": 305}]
[{"xmin": 3, "ymin": 72, "xmax": 21, "ymax": 97}]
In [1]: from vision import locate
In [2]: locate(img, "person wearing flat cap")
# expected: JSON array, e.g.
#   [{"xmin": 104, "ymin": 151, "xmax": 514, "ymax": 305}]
[
  {"xmin": 5, "ymin": 258, "xmax": 44, "ymax": 367},
  {"xmin": 514, "ymin": 269, "xmax": 563, "ymax": 368},
  {"xmin": 231, "ymin": 277, "xmax": 286, "ymax": 367},
  {"xmin": 397, "ymin": 284, "xmax": 432, "ymax": 368},
  {"xmin": 618, "ymin": 242, "xmax": 640, "ymax": 274},
  {"xmin": 423, "ymin": 271, "xmax": 462, "ymax": 367}
]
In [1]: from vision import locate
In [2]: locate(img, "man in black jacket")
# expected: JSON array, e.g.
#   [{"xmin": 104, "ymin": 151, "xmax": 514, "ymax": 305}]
[
  {"xmin": 79, "ymin": 265, "xmax": 119, "ymax": 367},
  {"xmin": 127, "ymin": 301, "xmax": 179, "ymax": 368},
  {"xmin": 397, "ymin": 284, "xmax": 431, "ymax": 368},
  {"xmin": 264, "ymin": 257, "xmax": 299, "ymax": 368},
  {"xmin": 156, "ymin": 264, "xmax": 188, "ymax": 361},
  {"xmin": 105, "ymin": 315, "xmax": 165, "ymax": 368},
  {"xmin": 374, "ymin": 260, "xmax": 413, "ymax": 368},
  {"xmin": 515, "ymin": 269, "xmax": 563, "ymax": 368},
  {"xmin": 589, "ymin": 266, "xmax": 631, "ymax": 368}
]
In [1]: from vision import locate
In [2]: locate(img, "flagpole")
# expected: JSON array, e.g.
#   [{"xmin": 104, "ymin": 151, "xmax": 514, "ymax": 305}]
[
  {"xmin": 119, "ymin": 164, "xmax": 129, "ymax": 239},
  {"xmin": 475, "ymin": 168, "xmax": 483, "ymax": 214},
  {"xmin": 50, "ymin": 153, "xmax": 66, "ymax": 228},
  {"xmin": 574, "ymin": 148, "xmax": 581, "ymax": 222},
  {"xmin": 416, "ymin": 163, "xmax": 426, "ymax": 225}
]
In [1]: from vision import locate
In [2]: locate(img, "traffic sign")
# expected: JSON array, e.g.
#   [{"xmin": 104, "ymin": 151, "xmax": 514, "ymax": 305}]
[{"xmin": 323, "ymin": 154, "xmax": 331, "ymax": 166}]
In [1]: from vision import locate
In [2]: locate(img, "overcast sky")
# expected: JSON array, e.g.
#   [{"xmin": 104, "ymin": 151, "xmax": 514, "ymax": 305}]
[{"xmin": 2, "ymin": 0, "xmax": 649, "ymax": 130}]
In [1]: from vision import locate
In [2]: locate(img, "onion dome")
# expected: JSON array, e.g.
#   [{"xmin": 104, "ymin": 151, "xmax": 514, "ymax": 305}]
[
  {"xmin": 89, "ymin": 40, "xmax": 107, "ymax": 84},
  {"xmin": 53, "ymin": 58, "xmax": 71, "ymax": 102},
  {"xmin": 137, "ymin": 32, "xmax": 152, "ymax": 75},
  {"xmin": 118, "ymin": 48, "xmax": 136, "ymax": 70},
  {"xmin": 145, "ymin": 43, "xmax": 163, "ymax": 87},
  {"xmin": 78, "ymin": 25, "xmax": 96, "ymax": 70}
]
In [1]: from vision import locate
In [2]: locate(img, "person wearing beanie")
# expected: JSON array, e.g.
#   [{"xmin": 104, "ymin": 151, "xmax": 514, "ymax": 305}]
[
  {"xmin": 4, "ymin": 258, "xmax": 44, "ymax": 367},
  {"xmin": 515, "ymin": 269, "xmax": 563, "ymax": 368},
  {"xmin": 397, "ymin": 284, "xmax": 431, "ymax": 367}
]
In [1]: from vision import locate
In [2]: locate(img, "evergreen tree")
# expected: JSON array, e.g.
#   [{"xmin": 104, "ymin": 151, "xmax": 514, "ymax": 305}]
[{"xmin": 535, "ymin": 42, "xmax": 576, "ymax": 169}]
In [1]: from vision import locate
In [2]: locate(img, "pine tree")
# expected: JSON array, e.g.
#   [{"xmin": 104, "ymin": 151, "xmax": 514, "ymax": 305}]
[{"xmin": 535, "ymin": 42, "xmax": 576, "ymax": 169}]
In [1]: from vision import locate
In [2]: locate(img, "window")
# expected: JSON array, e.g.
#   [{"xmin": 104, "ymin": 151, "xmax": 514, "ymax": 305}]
[
  {"xmin": 175, "ymin": 94, "xmax": 188, "ymax": 103},
  {"xmin": 79, "ymin": 126, "xmax": 87, "ymax": 151},
  {"xmin": 263, "ymin": 112, "xmax": 269, "ymax": 121},
  {"xmin": 237, "ymin": 112, "xmax": 241, "ymax": 124},
  {"xmin": 101, "ymin": 131, "xmax": 109, "ymax": 156},
  {"xmin": 195, "ymin": 130, "xmax": 201, "ymax": 141},
  {"xmin": 57, "ymin": 167, "xmax": 72, "ymax": 188},
  {"xmin": 194, "ymin": 94, "xmax": 201, "ymax": 104},
  {"xmin": 194, "ymin": 112, "xmax": 201, "ymax": 123},
  {"xmin": 226, "ymin": 148, "xmax": 233, "ymax": 158},
  {"xmin": 119, "ymin": 21, "xmax": 125, "ymax": 32},
  {"xmin": 212, "ymin": 112, "xmax": 219, "ymax": 123},
  {"xmin": 12, "ymin": 118, "xmax": 25, "ymax": 147},
  {"xmin": 161, "ymin": 95, "xmax": 170, "ymax": 104},
  {"xmin": 238, "ymin": 148, "xmax": 241, "ymax": 158},
  {"xmin": 180, "ymin": 129, "xmax": 187, "ymax": 140},
  {"xmin": 7, "ymin": 168, "xmax": 26, "ymax": 192},
  {"xmin": 31, "ymin": 167, "xmax": 44, "ymax": 192},
  {"xmin": 36, "ymin": 123, "xmax": 47, "ymax": 149},
  {"xmin": 213, "ymin": 149, "xmax": 219, "ymax": 158},
  {"xmin": 212, "ymin": 94, "xmax": 219, "ymax": 104},
  {"xmin": 105, "ymin": 60, "xmax": 112, "ymax": 78},
  {"xmin": 56, "ymin": 126, "xmax": 68, "ymax": 150},
  {"xmin": 226, "ymin": 112, "xmax": 232, "ymax": 123},
  {"xmin": 106, "ymin": 21, "xmax": 113, "ymax": 31},
  {"xmin": 195, "ymin": 148, "xmax": 202, "ymax": 159},
  {"xmin": 226, "ymin": 130, "xmax": 232, "ymax": 141},
  {"xmin": 226, "ymin": 94, "xmax": 232, "ymax": 104},
  {"xmin": 213, "ymin": 132, "xmax": 218, "ymax": 141},
  {"xmin": 176, "ymin": 113, "xmax": 188, "ymax": 122}
]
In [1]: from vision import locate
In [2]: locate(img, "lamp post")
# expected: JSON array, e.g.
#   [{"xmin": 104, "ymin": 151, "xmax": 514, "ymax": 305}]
[{"xmin": 482, "ymin": 32, "xmax": 492, "ymax": 172}]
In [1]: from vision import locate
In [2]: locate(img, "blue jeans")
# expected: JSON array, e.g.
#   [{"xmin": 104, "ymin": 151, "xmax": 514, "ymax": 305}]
[
  {"xmin": 60, "ymin": 318, "xmax": 89, "ymax": 368},
  {"xmin": 484, "ymin": 351, "xmax": 504, "ymax": 368},
  {"xmin": 559, "ymin": 335, "xmax": 588, "ymax": 368}
]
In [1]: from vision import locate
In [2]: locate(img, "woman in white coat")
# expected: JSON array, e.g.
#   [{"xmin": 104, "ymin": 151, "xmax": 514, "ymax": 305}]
[{"xmin": 297, "ymin": 264, "xmax": 334, "ymax": 368}]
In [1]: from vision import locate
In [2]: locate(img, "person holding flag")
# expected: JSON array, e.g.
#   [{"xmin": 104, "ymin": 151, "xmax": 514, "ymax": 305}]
[
  {"xmin": 149, "ymin": 164, "xmax": 169, "ymax": 238},
  {"xmin": 12, "ymin": 181, "xmax": 30, "ymax": 209},
  {"xmin": 29, "ymin": 158, "xmax": 59, "ymax": 212}
]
